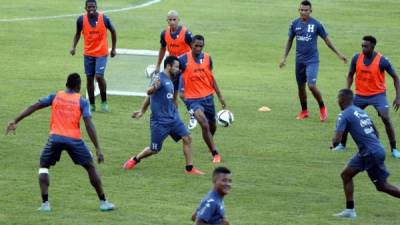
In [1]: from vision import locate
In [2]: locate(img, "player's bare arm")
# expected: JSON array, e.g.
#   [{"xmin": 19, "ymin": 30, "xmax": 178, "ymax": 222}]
[
  {"xmin": 331, "ymin": 131, "xmax": 344, "ymax": 149},
  {"xmin": 279, "ymin": 37, "xmax": 294, "ymax": 68},
  {"xmin": 5, "ymin": 102, "xmax": 47, "ymax": 135},
  {"xmin": 132, "ymin": 96, "xmax": 150, "ymax": 119},
  {"xmin": 387, "ymin": 70, "xmax": 400, "ymax": 111},
  {"xmin": 323, "ymin": 36, "xmax": 347, "ymax": 63},
  {"xmin": 83, "ymin": 117, "xmax": 104, "ymax": 163},
  {"xmin": 213, "ymin": 79, "xmax": 226, "ymax": 109}
]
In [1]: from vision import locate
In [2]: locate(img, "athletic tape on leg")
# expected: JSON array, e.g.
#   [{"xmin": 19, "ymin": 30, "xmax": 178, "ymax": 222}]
[{"xmin": 38, "ymin": 168, "xmax": 49, "ymax": 174}]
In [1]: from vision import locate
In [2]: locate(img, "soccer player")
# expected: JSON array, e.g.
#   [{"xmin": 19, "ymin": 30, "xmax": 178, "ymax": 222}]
[
  {"xmin": 332, "ymin": 89, "xmax": 400, "ymax": 219},
  {"xmin": 179, "ymin": 34, "xmax": 227, "ymax": 163},
  {"xmin": 154, "ymin": 10, "xmax": 197, "ymax": 129},
  {"xmin": 70, "ymin": 0, "xmax": 117, "ymax": 112},
  {"xmin": 279, "ymin": 0, "xmax": 347, "ymax": 121},
  {"xmin": 122, "ymin": 56, "xmax": 204, "ymax": 175},
  {"xmin": 5, "ymin": 73, "xmax": 114, "ymax": 212},
  {"xmin": 333, "ymin": 36, "xmax": 400, "ymax": 158},
  {"xmin": 191, "ymin": 167, "xmax": 232, "ymax": 225}
]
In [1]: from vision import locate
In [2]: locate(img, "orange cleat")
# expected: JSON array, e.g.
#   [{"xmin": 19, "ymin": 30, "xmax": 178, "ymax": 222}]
[
  {"xmin": 122, "ymin": 158, "xmax": 137, "ymax": 170},
  {"xmin": 296, "ymin": 110, "xmax": 309, "ymax": 120},
  {"xmin": 320, "ymin": 106, "xmax": 328, "ymax": 122},
  {"xmin": 212, "ymin": 154, "xmax": 221, "ymax": 164},
  {"xmin": 185, "ymin": 167, "xmax": 205, "ymax": 175}
]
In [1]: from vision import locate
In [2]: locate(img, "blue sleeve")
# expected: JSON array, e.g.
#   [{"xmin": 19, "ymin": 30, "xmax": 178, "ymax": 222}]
[
  {"xmin": 197, "ymin": 201, "xmax": 217, "ymax": 223},
  {"xmin": 76, "ymin": 16, "xmax": 83, "ymax": 33},
  {"xmin": 185, "ymin": 30, "xmax": 193, "ymax": 45},
  {"xmin": 178, "ymin": 75, "xmax": 184, "ymax": 93},
  {"xmin": 179, "ymin": 54, "xmax": 188, "ymax": 72},
  {"xmin": 38, "ymin": 94, "xmax": 56, "ymax": 107},
  {"xmin": 335, "ymin": 112, "xmax": 348, "ymax": 132},
  {"xmin": 288, "ymin": 21, "xmax": 295, "ymax": 39},
  {"xmin": 103, "ymin": 15, "xmax": 115, "ymax": 32},
  {"xmin": 160, "ymin": 30, "xmax": 166, "ymax": 47},
  {"xmin": 80, "ymin": 97, "xmax": 91, "ymax": 118},
  {"xmin": 317, "ymin": 22, "xmax": 328, "ymax": 39},
  {"xmin": 350, "ymin": 54, "xmax": 359, "ymax": 72},
  {"xmin": 380, "ymin": 56, "xmax": 396, "ymax": 75}
]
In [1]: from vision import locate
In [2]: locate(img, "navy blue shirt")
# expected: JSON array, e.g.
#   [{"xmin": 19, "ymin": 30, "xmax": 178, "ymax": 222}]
[
  {"xmin": 196, "ymin": 190, "xmax": 225, "ymax": 225},
  {"xmin": 178, "ymin": 52, "xmax": 213, "ymax": 73},
  {"xmin": 149, "ymin": 72, "xmax": 179, "ymax": 124},
  {"xmin": 289, "ymin": 17, "xmax": 328, "ymax": 63},
  {"xmin": 160, "ymin": 26, "xmax": 192, "ymax": 47},
  {"xmin": 76, "ymin": 14, "xmax": 115, "ymax": 33},
  {"xmin": 350, "ymin": 52, "xmax": 396, "ymax": 75},
  {"xmin": 336, "ymin": 105, "xmax": 385, "ymax": 156}
]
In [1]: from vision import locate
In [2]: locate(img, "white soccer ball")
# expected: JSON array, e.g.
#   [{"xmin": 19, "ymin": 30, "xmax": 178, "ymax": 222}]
[
  {"xmin": 217, "ymin": 110, "xmax": 234, "ymax": 127},
  {"xmin": 145, "ymin": 64, "xmax": 156, "ymax": 78}
]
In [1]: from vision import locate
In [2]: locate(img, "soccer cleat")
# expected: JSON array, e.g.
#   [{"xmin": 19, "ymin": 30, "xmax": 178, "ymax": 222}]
[
  {"xmin": 101, "ymin": 102, "xmax": 109, "ymax": 112},
  {"xmin": 185, "ymin": 167, "xmax": 205, "ymax": 175},
  {"xmin": 38, "ymin": 202, "xmax": 51, "ymax": 212},
  {"xmin": 122, "ymin": 158, "xmax": 137, "ymax": 170},
  {"xmin": 391, "ymin": 149, "xmax": 400, "ymax": 158},
  {"xmin": 334, "ymin": 209, "xmax": 356, "ymax": 219},
  {"xmin": 188, "ymin": 115, "xmax": 197, "ymax": 130},
  {"xmin": 332, "ymin": 144, "xmax": 346, "ymax": 152},
  {"xmin": 90, "ymin": 104, "xmax": 96, "ymax": 112},
  {"xmin": 296, "ymin": 110, "xmax": 309, "ymax": 120},
  {"xmin": 320, "ymin": 106, "xmax": 328, "ymax": 122},
  {"xmin": 100, "ymin": 200, "xmax": 115, "ymax": 211},
  {"xmin": 212, "ymin": 154, "xmax": 221, "ymax": 164}
]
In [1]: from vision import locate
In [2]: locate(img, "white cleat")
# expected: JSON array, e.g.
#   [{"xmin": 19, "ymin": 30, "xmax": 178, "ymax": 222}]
[
  {"xmin": 100, "ymin": 200, "xmax": 115, "ymax": 211},
  {"xmin": 38, "ymin": 201, "xmax": 51, "ymax": 212},
  {"xmin": 188, "ymin": 115, "xmax": 197, "ymax": 130},
  {"xmin": 334, "ymin": 209, "xmax": 356, "ymax": 219}
]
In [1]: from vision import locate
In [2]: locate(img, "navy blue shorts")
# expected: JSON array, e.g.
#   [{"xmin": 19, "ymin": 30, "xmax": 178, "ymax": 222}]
[
  {"xmin": 150, "ymin": 119, "xmax": 190, "ymax": 152},
  {"xmin": 295, "ymin": 62, "xmax": 319, "ymax": 85},
  {"xmin": 348, "ymin": 150, "xmax": 389, "ymax": 184},
  {"xmin": 84, "ymin": 55, "xmax": 108, "ymax": 76},
  {"xmin": 40, "ymin": 135, "xmax": 93, "ymax": 166},
  {"xmin": 185, "ymin": 95, "xmax": 216, "ymax": 122},
  {"xmin": 354, "ymin": 93, "xmax": 389, "ymax": 113}
]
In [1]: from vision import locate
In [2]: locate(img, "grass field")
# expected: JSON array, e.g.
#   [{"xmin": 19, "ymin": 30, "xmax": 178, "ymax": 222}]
[{"xmin": 1, "ymin": 0, "xmax": 400, "ymax": 224}]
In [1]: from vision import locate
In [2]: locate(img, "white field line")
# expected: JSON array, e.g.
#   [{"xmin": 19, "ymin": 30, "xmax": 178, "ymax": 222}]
[{"xmin": 0, "ymin": 0, "xmax": 161, "ymax": 22}]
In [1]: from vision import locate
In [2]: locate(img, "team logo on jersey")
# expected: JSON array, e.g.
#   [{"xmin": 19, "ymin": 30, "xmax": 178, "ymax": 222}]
[
  {"xmin": 307, "ymin": 24, "xmax": 315, "ymax": 33},
  {"xmin": 166, "ymin": 93, "xmax": 173, "ymax": 99}
]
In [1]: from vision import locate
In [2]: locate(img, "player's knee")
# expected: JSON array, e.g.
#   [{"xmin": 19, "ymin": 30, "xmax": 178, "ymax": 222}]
[
  {"xmin": 340, "ymin": 171, "xmax": 350, "ymax": 181},
  {"xmin": 182, "ymin": 135, "xmax": 192, "ymax": 144}
]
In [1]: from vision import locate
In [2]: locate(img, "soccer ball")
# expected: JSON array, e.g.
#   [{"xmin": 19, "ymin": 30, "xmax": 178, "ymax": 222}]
[
  {"xmin": 145, "ymin": 64, "xmax": 156, "ymax": 78},
  {"xmin": 217, "ymin": 110, "xmax": 234, "ymax": 127}
]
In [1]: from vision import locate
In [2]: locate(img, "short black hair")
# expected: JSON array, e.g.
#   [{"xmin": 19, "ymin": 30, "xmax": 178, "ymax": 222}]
[
  {"xmin": 300, "ymin": 0, "xmax": 312, "ymax": 8},
  {"xmin": 192, "ymin": 34, "xmax": 205, "ymax": 43},
  {"xmin": 338, "ymin": 88, "xmax": 354, "ymax": 100},
  {"xmin": 86, "ymin": 0, "xmax": 97, "ymax": 6},
  {"xmin": 163, "ymin": 55, "xmax": 179, "ymax": 69},
  {"xmin": 362, "ymin": 35, "xmax": 377, "ymax": 46},
  {"xmin": 212, "ymin": 167, "xmax": 231, "ymax": 178},
  {"xmin": 66, "ymin": 73, "xmax": 81, "ymax": 89}
]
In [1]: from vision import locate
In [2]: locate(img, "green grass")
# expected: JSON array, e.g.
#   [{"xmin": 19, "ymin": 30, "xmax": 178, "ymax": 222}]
[{"xmin": 1, "ymin": 0, "xmax": 400, "ymax": 224}]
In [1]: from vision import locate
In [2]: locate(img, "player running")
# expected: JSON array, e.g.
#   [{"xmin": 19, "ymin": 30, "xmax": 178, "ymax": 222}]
[
  {"xmin": 191, "ymin": 167, "xmax": 232, "ymax": 225},
  {"xmin": 5, "ymin": 73, "xmax": 115, "ymax": 212},
  {"xmin": 122, "ymin": 56, "xmax": 204, "ymax": 175},
  {"xmin": 279, "ymin": 0, "xmax": 347, "ymax": 121},
  {"xmin": 333, "ymin": 35, "xmax": 400, "ymax": 158},
  {"xmin": 332, "ymin": 89, "xmax": 400, "ymax": 219}
]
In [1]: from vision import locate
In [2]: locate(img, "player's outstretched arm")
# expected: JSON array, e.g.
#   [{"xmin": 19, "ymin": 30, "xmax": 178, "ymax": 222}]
[
  {"xmin": 132, "ymin": 96, "xmax": 150, "ymax": 119},
  {"xmin": 83, "ymin": 117, "xmax": 104, "ymax": 163},
  {"xmin": 5, "ymin": 102, "xmax": 47, "ymax": 135},
  {"xmin": 323, "ymin": 37, "xmax": 347, "ymax": 64},
  {"xmin": 346, "ymin": 64, "xmax": 356, "ymax": 89},
  {"xmin": 279, "ymin": 37, "xmax": 294, "ymax": 68},
  {"xmin": 213, "ymin": 79, "xmax": 226, "ymax": 109}
]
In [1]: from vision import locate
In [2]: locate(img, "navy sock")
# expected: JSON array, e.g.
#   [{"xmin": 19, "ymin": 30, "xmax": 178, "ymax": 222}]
[
  {"xmin": 346, "ymin": 201, "xmax": 354, "ymax": 209},
  {"xmin": 211, "ymin": 150, "xmax": 218, "ymax": 156},
  {"xmin": 185, "ymin": 165, "xmax": 193, "ymax": 171},
  {"xmin": 98, "ymin": 193, "xmax": 106, "ymax": 201},
  {"xmin": 42, "ymin": 194, "xmax": 48, "ymax": 203}
]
